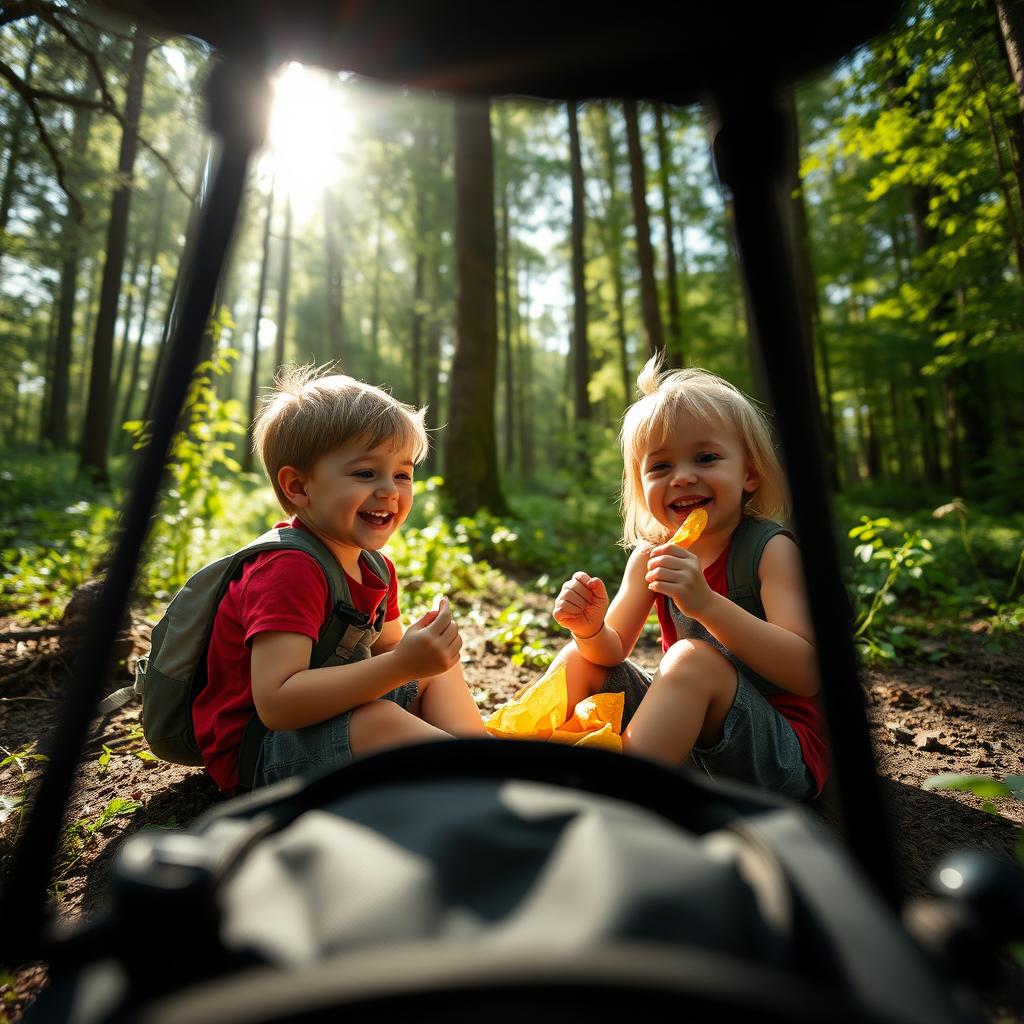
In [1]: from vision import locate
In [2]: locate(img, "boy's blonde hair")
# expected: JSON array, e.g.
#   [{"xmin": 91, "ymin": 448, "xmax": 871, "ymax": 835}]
[
  {"xmin": 253, "ymin": 365, "xmax": 429, "ymax": 513},
  {"xmin": 619, "ymin": 356, "xmax": 789, "ymax": 547}
]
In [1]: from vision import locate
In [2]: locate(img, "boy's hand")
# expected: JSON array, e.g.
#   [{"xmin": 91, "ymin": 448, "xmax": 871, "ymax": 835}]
[
  {"xmin": 646, "ymin": 543, "xmax": 713, "ymax": 619},
  {"xmin": 394, "ymin": 597, "xmax": 463, "ymax": 678},
  {"xmin": 553, "ymin": 572, "xmax": 609, "ymax": 638}
]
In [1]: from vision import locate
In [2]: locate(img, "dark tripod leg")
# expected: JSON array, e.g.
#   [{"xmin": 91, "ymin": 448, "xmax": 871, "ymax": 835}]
[
  {"xmin": 708, "ymin": 86, "xmax": 900, "ymax": 909},
  {"xmin": 0, "ymin": 55, "xmax": 271, "ymax": 964}
]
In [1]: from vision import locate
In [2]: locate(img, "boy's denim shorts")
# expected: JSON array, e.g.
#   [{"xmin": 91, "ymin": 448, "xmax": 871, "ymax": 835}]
[
  {"xmin": 601, "ymin": 660, "xmax": 816, "ymax": 802},
  {"xmin": 252, "ymin": 681, "xmax": 420, "ymax": 787}
]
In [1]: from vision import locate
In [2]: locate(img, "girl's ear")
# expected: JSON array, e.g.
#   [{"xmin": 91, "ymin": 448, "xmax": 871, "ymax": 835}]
[
  {"xmin": 743, "ymin": 465, "xmax": 760, "ymax": 494},
  {"xmin": 278, "ymin": 465, "xmax": 310, "ymax": 508}
]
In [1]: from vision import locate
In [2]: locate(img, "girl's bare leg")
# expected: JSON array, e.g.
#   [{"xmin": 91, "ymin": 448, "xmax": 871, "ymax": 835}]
[
  {"xmin": 546, "ymin": 640, "xmax": 613, "ymax": 712},
  {"xmin": 418, "ymin": 662, "xmax": 486, "ymax": 736},
  {"xmin": 623, "ymin": 640, "xmax": 737, "ymax": 766}
]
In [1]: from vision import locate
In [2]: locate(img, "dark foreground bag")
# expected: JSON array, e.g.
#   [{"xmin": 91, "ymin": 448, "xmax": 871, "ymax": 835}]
[
  {"xmin": 127, "ymin": 526, "xmax": 389, "ymax": 769},
  {"xmin": 27, "ymin": 740, "xmax": 984, "ymax": 1024}
]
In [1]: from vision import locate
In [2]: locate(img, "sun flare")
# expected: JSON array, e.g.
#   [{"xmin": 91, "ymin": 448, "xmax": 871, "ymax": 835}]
[{"xmin": 264, "ymin": 62, "xmax": 352, "ymax": 219}]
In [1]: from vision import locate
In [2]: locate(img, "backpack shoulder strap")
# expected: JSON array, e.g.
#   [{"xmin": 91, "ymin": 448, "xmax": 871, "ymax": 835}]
[{"xmin": 725, "ymin": 517, "xmax": 794, "ymax": 620}]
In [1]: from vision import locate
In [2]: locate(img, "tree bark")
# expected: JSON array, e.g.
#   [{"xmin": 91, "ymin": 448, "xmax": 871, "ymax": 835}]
[
  {"xmin": 567, "ymin": 102, "xmax": 591, "ymax": 456},
  {"xmin": 110, "ymin": 235, "xmax": 141, "ymax": 433},
  {"xmin": 119, "ymin": 173, "xmax": 168, "ymax": 435},
  {"xmin": 323, "ymin": 186, "xmax": 345, "ymax": 366},
  {"xmin": 623, "ymin": 99, "xmax": 665, "ymax": 360},
  {"xmin": 368, "ymin": 178, "xmax": 385, "ymax": 383},
  {"xmin": 993, "ymin": 0, "xmax": 1024, "ymax": 115},
  {"xmin": 443, "ymin": 97, "xmax": 506, "ymax": 515},
  {"xmin": 44, "ymin": 72, "xmax": 96, "ymax": 448},
  {"xmin": 244, "ymin": 179, "xmax": 275, "ymax": 472},
  {"xmin": 592, "ymin": 105, "xmax": 633, "ymax": 404},
  {"xmin": 499, "ymin": 106, "xmax": 516, "ymax": 469},
  {"xmin": 783, "ymin": 89, "xmax": 840, "ymax": 491},
  {"xmin": 275, "ymin": 194, "xmax": 292, "ymax": 371},
  {"xmin": 0, "ymin": 19, "xmax": 42, "ymax": 257},
  {"xmin": 79, "ymin": 28, "xmax": 149, "ymax": 481},
  {"xmin": 653, "ymin": 103, "xmax": 684, "ymax": 366}
]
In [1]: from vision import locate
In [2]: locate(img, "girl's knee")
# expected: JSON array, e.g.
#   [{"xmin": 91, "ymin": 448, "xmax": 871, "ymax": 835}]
[{"xmin": 659, "ymin": 640, "xmax": 734, "ymax": 698}]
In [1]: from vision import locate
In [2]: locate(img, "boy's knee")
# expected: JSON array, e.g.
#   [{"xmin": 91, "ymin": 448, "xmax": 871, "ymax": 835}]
[{"xmin": 350, "ymin": 698, "xmax": 410, "ymax": 745}]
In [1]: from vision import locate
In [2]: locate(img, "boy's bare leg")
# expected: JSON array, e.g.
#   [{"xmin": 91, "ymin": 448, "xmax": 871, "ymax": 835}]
[
  {"xmin": 418, "ymin": 662, "xmax": 486, "ymax": 736},
  {"xmin": 546, "ymin": 640, "xmax": 612, "ymax": 713},
  {"xmin": 349, "ymin": 699, "xmax": 452, "ymax": 757},
  {"xmin": 623, "ymin": 640, "xmax": 737, "ymax": 766}
]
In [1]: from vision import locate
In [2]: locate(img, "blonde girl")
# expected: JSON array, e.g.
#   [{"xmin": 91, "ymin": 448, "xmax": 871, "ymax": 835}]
[{"xmin": 550, "ymin": 356, "xmax": 828, "ymax": 800}]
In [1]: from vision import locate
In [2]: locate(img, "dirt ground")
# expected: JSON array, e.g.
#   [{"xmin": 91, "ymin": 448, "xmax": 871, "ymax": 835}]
[{"xmin": 1, "ymin": 598, "xmax": 1022, "ymax": 1022}]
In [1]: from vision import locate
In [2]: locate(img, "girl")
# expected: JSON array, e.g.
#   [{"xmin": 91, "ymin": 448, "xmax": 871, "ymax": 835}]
[{"xmin": 551, "ymin": 357, "xmax": 827, "ymax": 801}]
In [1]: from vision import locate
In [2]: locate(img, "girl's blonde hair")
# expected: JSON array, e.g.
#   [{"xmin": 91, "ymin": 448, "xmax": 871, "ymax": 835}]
[
  {"xmin": 253, "ymin": 364, "xmax": 429, "ymax": 513},
  {"xmin": 619, "ymin": 355, "xmax": 789, "ymax": 547}
]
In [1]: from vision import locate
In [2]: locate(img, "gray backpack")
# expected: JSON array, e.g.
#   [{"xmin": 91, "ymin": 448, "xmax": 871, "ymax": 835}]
[{"xmin": 124, "ymin": 526, "xmax": 390, "ymax": 780}]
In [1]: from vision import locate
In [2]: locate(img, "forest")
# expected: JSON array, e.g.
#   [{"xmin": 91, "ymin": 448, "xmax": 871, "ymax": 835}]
[{"xmin": 1, "ymin": 0, "xmax": 1024, "ymax": 1018}]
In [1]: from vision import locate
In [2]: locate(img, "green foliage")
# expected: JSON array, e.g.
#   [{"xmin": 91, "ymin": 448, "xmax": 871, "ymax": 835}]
[
  {"xmin": 839, "ymin": 497, "xmax": 1024, "ymax": 663},
  {"xmin": 0, "ymin": 454, "xmax": 117, "ymax": 623},
  {"xmin": 127, "ymin": 319, "xmax": 277, "ymax": 600}
]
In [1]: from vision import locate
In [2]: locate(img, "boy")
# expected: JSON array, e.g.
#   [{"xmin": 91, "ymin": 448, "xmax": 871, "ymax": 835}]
[{"xmin": 192, "ymin": 366, "xmax": 485, "ymax": 792}]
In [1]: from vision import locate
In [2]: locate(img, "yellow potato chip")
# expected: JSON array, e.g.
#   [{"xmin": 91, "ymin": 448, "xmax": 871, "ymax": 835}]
[{"xmin": 669, "ymin": 506, "xmax": 708, "ymax": 548}]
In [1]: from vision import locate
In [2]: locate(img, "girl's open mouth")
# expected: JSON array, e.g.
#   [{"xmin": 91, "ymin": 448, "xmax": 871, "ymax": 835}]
[
  {"xmin": 670, "ymin": 497, "xmax": 710, "ymax": 516},
  {"xmin": 359, "ymin": 510, "xmax": 396, "ymax": 529}
]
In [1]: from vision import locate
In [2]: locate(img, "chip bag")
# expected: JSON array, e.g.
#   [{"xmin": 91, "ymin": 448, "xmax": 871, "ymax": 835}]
[{"xmin": 485, "ymin": 664, "xmax": 624, "ymax": 753}]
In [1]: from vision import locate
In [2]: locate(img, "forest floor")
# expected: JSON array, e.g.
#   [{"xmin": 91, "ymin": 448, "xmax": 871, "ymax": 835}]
[{"xmin": 1, "ymin": 585, "xmax": 1023, "ymax": 1023}]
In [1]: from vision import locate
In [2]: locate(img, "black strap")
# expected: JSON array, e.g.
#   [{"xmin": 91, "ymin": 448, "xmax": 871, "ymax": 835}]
[
  {"xmin": 235, "ymin": 712, "xmax": 269, "ymax": 794},
  {"xmin": 725, "ymin": 517, "xmax": 793, "ymax": 619}
]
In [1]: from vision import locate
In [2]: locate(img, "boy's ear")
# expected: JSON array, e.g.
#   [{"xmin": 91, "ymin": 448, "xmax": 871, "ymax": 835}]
[{"xmin": 277, "ymin": 466, "xmax": 310, "ymax": 508}]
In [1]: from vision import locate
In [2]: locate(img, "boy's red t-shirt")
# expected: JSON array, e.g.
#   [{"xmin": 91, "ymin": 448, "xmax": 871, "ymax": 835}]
[
  {"xmin": 192, "ymin": 518, "xmax": 400, "ymax": 792},
  {"xmin": 655, "ymin": 542, "xmax": 829, "ymax": 796}
]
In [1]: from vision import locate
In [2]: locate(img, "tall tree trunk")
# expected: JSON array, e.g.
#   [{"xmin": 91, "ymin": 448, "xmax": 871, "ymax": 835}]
[
  {"xmin": 368, "ymin": 179, "xmax": 385, "ymax": 383},
  {"xmin": 275, "ymin": 194, "xmax": 292, "ymax": 371},
  {"xmin": 517, "ymin": 255, "xmax": 535, "ymax": 481},
  {"xmin": 499, "ymin": 106, "xmax": 516, "ymax": 469},
  {"xmin": 424, "ymin": 255, "xmax": 443, "ymax": 476},
  {"xmin": 443, "ymin": 97, "xmax": 507, "ymax": 515},
  {"xmin": 410, "ymin": 116, "xmax": 430, "ymax": 407},
  {"xmin": 567, "ymin": 102, "xmax": 591, "ymax": 460},
  {"xmin": 784, "ymin": 89, "xmax": 840, "ymax": 491},
  {"xmin": 323, "ymin": 186, "xmax": 344, "ymax": 365},
  {"xmin": 142, "ymin": 144, "xmax": 210, "ymax": 424},
  {"xmin": 244, "ymin": 180, "xmax": 276, "ymax": 473},
  {"xmin": 623, "ymin": 99, "xmax": 665, "ymax": 360},
  {"xmin": 79, "ymin": 28, "xmax": 149, "ymax": 481},
  {"xmin": 44, "ymin": 74, "xmax": 97, "ymax": 448},
  {"xmin": 653, "ymin": 103, "xmax": 684, "ymax": 366},
  {"xmin": 593, "ymin": 105, "xmax": 632, "ymax": 404},
  {"xmin": 119, "ymin": 174, "xmax": 168, "ymax": 436},
  {"xmin": 110, "ymin": 236, "xmax": 142, "ymax": 434},
  {"xmin": 994, "ymin": 0, "xmax": 1024, "ymax": 116},
  {"xmin": 0, "ymin": 20, "xmax": 43, "ymax": 261}
]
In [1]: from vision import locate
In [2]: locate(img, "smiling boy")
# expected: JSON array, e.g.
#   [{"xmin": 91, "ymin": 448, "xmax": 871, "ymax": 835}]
[{"xmin": 191, "ymin": 366, "xmax": 484, "ymax": 792}]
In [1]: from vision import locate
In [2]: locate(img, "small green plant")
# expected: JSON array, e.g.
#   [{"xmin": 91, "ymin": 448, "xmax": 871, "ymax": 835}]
[
  {"xmin": 55, "ymin": 797, "xmax": 142, "ymax": 885},
  {"xmin": 488, "ymin": 605, "xmax": 554, "ymax": 669},
  {"xmin": 847, "ymin": 516, "xmax": 933, "ymax": 661},
  {"xmin": 0, "ymin": 745, "xmax": 49, "ymax": 851}
]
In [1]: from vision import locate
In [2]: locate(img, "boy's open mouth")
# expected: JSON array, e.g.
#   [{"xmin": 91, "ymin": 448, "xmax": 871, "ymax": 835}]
[{"xmin": 359, "ymin": 510, "xmax": 396, "ymax": 528}]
